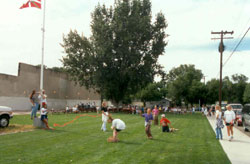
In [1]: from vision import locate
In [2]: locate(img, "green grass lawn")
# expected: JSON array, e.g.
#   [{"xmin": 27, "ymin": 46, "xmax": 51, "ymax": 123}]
[{"xmin": 0, "ymin": 113, "xmax": 230, "ymax": 164}]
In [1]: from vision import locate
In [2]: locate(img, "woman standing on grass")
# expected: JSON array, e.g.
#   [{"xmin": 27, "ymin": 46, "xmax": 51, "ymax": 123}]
[
  {"xmin": 29, "ymin": 90, "xmax": 39, "ymax": 120},
  {"xmin": 142, "ymin": 108, "xmax": 153, "ymax": 139},
  {"xmin": 152, "ymin": 106, "xmax": 159, "ymax": 125},
  {"xmin": 224, "ymin": 105, "xmax": 235, "ymax": 141},
  {"xmin": 215, "ymin": 105, "xmax": 223, "ymax": 140}
]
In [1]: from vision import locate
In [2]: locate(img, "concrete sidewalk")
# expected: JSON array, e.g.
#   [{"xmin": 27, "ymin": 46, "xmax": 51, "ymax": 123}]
[{"xmin": 207, "ymin": 116, "xmax": 250, "ymax": 164}]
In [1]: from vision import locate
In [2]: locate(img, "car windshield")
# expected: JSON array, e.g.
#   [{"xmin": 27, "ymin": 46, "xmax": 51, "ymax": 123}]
[{"xmin": 231, "ymin": 105, "xmax": 242, "ymax": 109}]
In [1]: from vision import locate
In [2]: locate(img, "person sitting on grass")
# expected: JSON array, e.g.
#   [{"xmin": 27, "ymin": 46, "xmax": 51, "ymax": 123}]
[
  {"xmin": 40, "ymin": 103, "xmax": 52, "ymax": 130},
  {"xmin": 160, "ymin": 114, "xmax": 171, "ymax": 132},
  {"xmin": 142, "ymin": 108, "xmax": 153, "ymax": 139},
  {"xmin": 107, "ymin": 115, "xmax": 126, "ymax": 142}
]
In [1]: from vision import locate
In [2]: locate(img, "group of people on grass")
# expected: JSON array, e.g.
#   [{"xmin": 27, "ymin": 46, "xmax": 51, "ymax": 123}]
[
  {"xmin": 142, "ymin": 106, "xmax": 173, "ymax": 139},
  {"xmin": 29, "ymin": 91, "xmax": 235, "ymax": 142},
  {"xmin": 101, "ymin": 102, "xmax": 126, "ymax": 142},
  {"xmin": 101, "ymin": 103, "xmax": 173, "ymax": 142},
  {"xmin": 215, "ymin": 104, "xmax": 235, "ymax": 141},
  {"xmin": 29, "ymin": 89, "xmax": 51, "ymax": 129}
]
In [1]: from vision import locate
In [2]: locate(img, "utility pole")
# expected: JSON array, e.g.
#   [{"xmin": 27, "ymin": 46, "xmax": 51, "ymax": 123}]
[{"xmin": 211, "ymin": 31, "xmax": 233, "ymax": 107}]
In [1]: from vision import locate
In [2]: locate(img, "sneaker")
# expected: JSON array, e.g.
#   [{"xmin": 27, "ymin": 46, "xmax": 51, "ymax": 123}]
[
  {"xmin": 231, "ymin": 136, "xmax": 233, "ymax": 140},
  {"xmin": 228, "ymin": 137, "xmax": 231, "ymax": 141}
]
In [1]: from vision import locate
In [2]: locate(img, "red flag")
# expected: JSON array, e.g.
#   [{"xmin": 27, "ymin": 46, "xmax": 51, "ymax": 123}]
[
  {"xmin": 20, "ymin": 0, "xmax": 41, "ymax": 9},
  {"xmin": 20, "ymin": 1, "xmax": 30, "ymax": 9}
]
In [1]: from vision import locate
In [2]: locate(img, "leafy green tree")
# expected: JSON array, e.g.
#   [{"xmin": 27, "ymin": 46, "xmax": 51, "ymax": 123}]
[
  {"xmin": 166, "ymin": 64, "xmax": 203, "ymax": 106},
  {"xmin": 231, "ymin": 74, "xmax": 248, "ymax": 104},
  {"xmin": 221, "ymin": 76, "xmax": 233, "ymax": 102},
  {"xmin": 188, "ymin": 80, "xmax": 207, "ymax": 105},
  {"xmin": 136, "ymin": 82, "xmax": 167, "ymax": 104},
  {"xmin": 50, "ymin": 67, "xmax": 67, "ymax": 73},
  {"xmin": 205, "ymin": 78, "xmax": 219, "ymax": 104},
  {"xmin": 61, "ymin": 0, "xmax": 168, "ymax": 105},
  {"xmin": 243, "ymin": 83, "xmax": 250, "ymax": 103}
]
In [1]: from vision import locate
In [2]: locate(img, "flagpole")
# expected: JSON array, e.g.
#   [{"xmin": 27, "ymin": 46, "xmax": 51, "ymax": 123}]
[{"xmin": 40, "ymin": 0, "xmax": 46, "ymax": 90}]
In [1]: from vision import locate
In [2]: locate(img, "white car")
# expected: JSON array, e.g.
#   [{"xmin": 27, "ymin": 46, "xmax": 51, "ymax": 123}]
[
  {"xmin": 0, "ymin": 106, "xmax": 13, "ymax": 128},
  {"xmin": 229, "ymin": 103, "xmax": 243, "ymax": 112}
]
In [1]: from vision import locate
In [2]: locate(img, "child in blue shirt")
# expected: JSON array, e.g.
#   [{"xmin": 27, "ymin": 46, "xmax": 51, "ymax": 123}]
[{"xmin": 142, "ymin": 108, "xmax": 153, "ymax": 139}]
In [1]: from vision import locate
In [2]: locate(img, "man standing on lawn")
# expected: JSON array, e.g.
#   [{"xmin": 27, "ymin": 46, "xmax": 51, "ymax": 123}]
[{"xmin": 224, "ymin": 105, "xmax": 235, "ymax": 141}]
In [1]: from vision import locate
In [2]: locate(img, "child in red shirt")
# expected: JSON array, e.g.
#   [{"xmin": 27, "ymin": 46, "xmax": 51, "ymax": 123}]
[{"xmin": 160, "ymin": 114, "xmax": 171, "ymax": 132}]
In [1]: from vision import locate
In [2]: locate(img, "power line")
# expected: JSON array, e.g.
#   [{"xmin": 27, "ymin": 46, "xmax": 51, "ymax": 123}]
[
  {"xmin": 216, "ymin": 26, "xmax": 250, "ymax": 78},
  {"xmin": 223, "ymin": 27, "xmax": 250, "ymax": 67}
]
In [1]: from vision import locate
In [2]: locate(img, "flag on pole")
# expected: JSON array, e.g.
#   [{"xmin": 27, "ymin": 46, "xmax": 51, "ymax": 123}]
[{"xmin": 20, "ymin": 0, "xmax": 41, "ymax": 9}]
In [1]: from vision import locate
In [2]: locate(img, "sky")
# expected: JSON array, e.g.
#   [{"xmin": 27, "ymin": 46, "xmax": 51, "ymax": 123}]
[{"xmin": 0, "ymin": 0, "xmax": 250, "ymax": 82}]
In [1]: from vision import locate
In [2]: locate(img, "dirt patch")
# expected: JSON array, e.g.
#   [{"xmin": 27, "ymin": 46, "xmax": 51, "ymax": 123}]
[{"xmin": 0, "ymin": 124, "xmax": 35, "ymax": 135}]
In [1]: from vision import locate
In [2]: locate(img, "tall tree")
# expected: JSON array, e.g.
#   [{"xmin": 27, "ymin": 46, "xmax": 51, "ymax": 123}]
[
  {"xmin": 231, "ymin": 74, "xmax": 248, "ymax": 104},
  {"xmin": 221, "ymin": 76, "xmax": 233, "ymax": 102},
  {"xmin": 206, "ymin": 79, "xmax": 220, "ymax": 104},
  {"xmin": 136, "ymin": 82, "xmax": 168, "ymax": 104},
  {"xmin": 243, "ymin": 83, "xmax": 250, "ymax": 103},
  {"xmin": 61, "ymin": 0, "xmax": 168, "ymax": 105},
  {"xmin": 166, "ymin": 64, "xmax": 203, "ymax": 106}
]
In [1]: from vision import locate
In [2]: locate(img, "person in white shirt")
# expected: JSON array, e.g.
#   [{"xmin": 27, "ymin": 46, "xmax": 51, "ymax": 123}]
[
  {"xmin": 96, "ymin": 106, "xmax": 101, "ymax": 114},
  {"xmin": 201, "ymin": 105, "xmax": 205, "ymax": 115},
  {"xmin": 108, "ymin": 115, "xmax": 126, "ymax": 142},
  {"xmin": 192, "ymin": 106, "xmax": 195, "ymax": 114},
  {"xmin": 40, "ymin": 103, "xmax": 51, "ymax": 130},
  {"xmin": 38, "ymin": 90, "xmax": 47, "ymax": 108},
  {"xmin": 65, "ymin": 106, "xmax": 70, "ymax": 113},
  {"xmin": 224, "ymin": 105, "xmax": 235, "ymax": 141},
  {"xmin": 215, "ymin": 105, "xmax": 223, "ymax": 140},
  {"xmin": 101, "ymin": 111, "xmax": 109, "ymax": 132},
  {"xmin": 72, "ymin": 105, "xmax": 79, "ymax": 113},
  {"xmin": 101, "ymin": 102, "xmax": 108, "ymax": 132},
  {"xmin": 204, "ymin": 107, "xmax": 208, "ymax": 116}
]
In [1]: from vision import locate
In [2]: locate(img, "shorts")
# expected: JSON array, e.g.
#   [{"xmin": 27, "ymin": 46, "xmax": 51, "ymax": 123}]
[
  {"xmin": 41, "ymin": 115, "xmax": 48, "ymax": 121},
  {"xmin": 162, "ymin": 126, "xmax": 170, "ymax": 132},
  {"xmin": 225, "ymin": 122, "xmax": 233, "ymax": 126},
  {"xmin": 116, "ymin": 129, "xmax": 122, "ymax": 132}
]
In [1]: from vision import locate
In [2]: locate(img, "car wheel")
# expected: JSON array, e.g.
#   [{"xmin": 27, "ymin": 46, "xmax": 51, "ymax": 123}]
[
  {"xmin": 243, "ymin": 121, "xmax": 249, "ymax": 132},
  {"xmin": 0, "ymin": 116, "xmax": 9, "ymax": 128}
]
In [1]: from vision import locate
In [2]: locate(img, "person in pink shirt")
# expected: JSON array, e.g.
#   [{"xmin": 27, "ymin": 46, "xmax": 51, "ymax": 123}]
[{"xmin": 152, "ymin": 105, "xmax": 159, "ymax": 125}]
